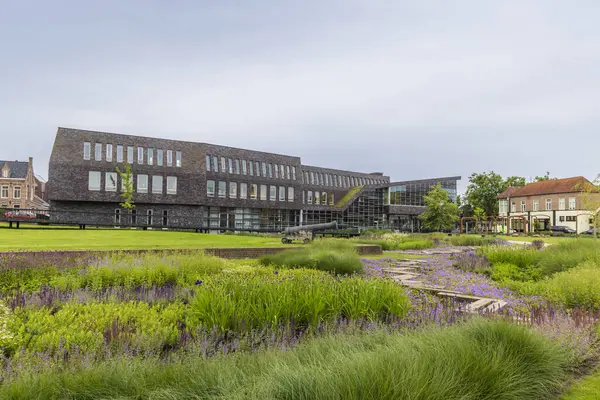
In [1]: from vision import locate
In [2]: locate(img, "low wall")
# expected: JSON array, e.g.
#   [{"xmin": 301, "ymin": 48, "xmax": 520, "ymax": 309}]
[{"xmin": 0, "ymin": 245, "xmax": 382, "ymax": 267}]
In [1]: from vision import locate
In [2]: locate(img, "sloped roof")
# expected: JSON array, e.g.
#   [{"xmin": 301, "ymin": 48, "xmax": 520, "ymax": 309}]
[
  {"xmin": 0, "ymin": 161, "xmax": 28, "ymax": 179},
  {"xmin": 498, "ymin": 176, "xmax": 592, "ymax": 198},
  {"xmin": 497, "ymin": 187, "xmax": 520, "ymax": 199}
]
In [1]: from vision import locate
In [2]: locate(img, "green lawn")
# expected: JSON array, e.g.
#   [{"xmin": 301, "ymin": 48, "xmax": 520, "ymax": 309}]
[
  {"xmin": 494, "ymin": 235, "xmax": 597, "ymax": 245},
  {"xmin": 0, "ymin": 227, "xmax": 287, "ymax": 251},
  {"xmin": 561, "ymin": 370, "xmax": 600, "ymax": 399}
]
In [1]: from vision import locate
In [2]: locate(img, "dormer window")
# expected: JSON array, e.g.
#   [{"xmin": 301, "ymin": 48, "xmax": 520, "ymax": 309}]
[{"xmin": 1, "ymin": 169, "xmax": 8, "ymax": 178}]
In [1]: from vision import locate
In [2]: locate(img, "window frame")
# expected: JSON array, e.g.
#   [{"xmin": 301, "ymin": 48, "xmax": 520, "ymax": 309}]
[
  {"xmin": 116, "ymin": 145, "xmax": 123, "ymax": 163},
  {"xmin": 240, "ymin": 182, "xmax": 248, "ymax": 199},
  {"xmin": 533, "ymin": 200, "xmax": 539, "ymax": 211},
  {"xmin": 520, "ymin": 200, "xmax": 526, "ymax": 212},
  {"xmin": 167, "ymin": 150, "xmax": 173, "ymax": 167},
  {"xmin": 147, "ymin": 148, "xmax": 154, "ymax": 165},
  {"xmin": 207, "ymin": 180, "xmax": 216, "ymax": 197},
  {"xmin": 83, "ymin": 142, "xmax": 91, "ymax": 160},
  {"xmin": 0, "ymin": 185, "xmax": 8, "ymax": 199},
  {"xmin": 13, "ymin": 186, "xmax": 21, "ymax": 200},
  {"xmin": 152, "ymin": 175, "xmax": 163, "ymax": 194},
  {"xmin": 95, "ymin": 143, "xmax": 102, "ymax": 161},
  {"xmin": 546, "ymin": 198, "xmax": 552, "ymax": 211},
  {"xmin": 307, "ymin": 191, "xmax": 313, "ymax": 204},
  {"xmin": 569, "ymin": 197, "xmax": 576, "ymax": 210},
  {"xmin": 287, "ymin": 187, "xmax": 294, "ymax": 202},
  {"xmin": 269, "ymin": 185, "xmax": 277, "ymax": 201},
  {"xmin": 166, "ymin": 176, "xmax": 177, "ymax": 195},
  {"xmin": 250, "ymin": 184, "xmax": 258, "ymax": 200},
  {"xmin": 127, "ymin": 146, "xmax": 134, "ymax": 164},
  {"xmin": 278, "ymin": 186, "xmax": 285, "ymax": 201},
  {"xmin": 137, "ymin": 174, "xmax": 148, "ymax": 193},
  {"xmin": 105, "ymin": 172, "xmax": 118, "ymax": 192},
  {"xmin": 157, "ymin": 149, "xmax": 163, "ymax": 166},
  {"xmin": 218, "ymin": 181, "xmax": 226, "ymax": 198},
  {"xmin": 176, "ymin": 151, "xmax": 182, "ymax": 167},
  {"xmin": 106, "ymin": 144, "xmax": 113, "ymax": 162},
  {"xmin": 260, "ymin": 184, "xmax": 267, "ymax": 201},
  {"xmin": 205, "ymin": 155, "xmax": 211, "ymax": 171},
  {"xmin": 235, "ymin": 159, "xmax": 240, "ymax": 174},
  {"xmin": 229, "ymin": 182, "xmax": 237, "ymax": 198},
  {"xmin": 242, "ymin": 160, "xmax": 247, "ymax": 175},
  {"xmin": 137, "ymin": 147, "xmax": 144, "ymax": 164},
  {"xmin": 88, "ymin": 171, "xmax": 101, "ymax": 191}
]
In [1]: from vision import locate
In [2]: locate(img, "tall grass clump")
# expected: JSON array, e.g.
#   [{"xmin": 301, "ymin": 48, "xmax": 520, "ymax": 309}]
[
  {"xmin": 259, "ymin": 240, "xmax": 364, "ymax": 275},
  {"xmin": 355, "ymin": 233, "xmax": 435, "ymax": 251},
  {"xmin": 534, "ymin": 261, "xmax": 600, "ymax": 309},
  {"xmin": 0, "ymin": 319, "xmax": 575, "ymax": 400}
]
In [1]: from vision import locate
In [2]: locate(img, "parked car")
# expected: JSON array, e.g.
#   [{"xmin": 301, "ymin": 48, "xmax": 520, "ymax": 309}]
[
  {"xmin": 3, "ymin": 210, "xmax": 36, "ymax": 220},
  {"xmin": 550, "ymin": 225, "xmax": 577, "ymax": 234},
  {"xmin": 582, "ymin": 228, "xmax": 596, "ymax": 235}
]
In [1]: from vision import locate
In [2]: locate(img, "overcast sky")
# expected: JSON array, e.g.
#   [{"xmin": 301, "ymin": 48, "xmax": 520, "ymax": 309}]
[{"xmin": 1, "ymin": 1, "xmax": 599, "ymax": 191}]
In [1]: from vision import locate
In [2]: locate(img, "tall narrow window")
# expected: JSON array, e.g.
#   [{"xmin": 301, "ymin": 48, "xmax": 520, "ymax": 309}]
[
  {"xmin": 329, "ymin": 192, "xmax": 334, "ymax": 205},
  {"xmin": 95, "ymin": 143, "xmax": 102, "ymax": 161},
  {"xmin": 137, "ymin": 147, "xmax": 144, "ymax": 164},
  {"xmin": 242, "ymin": 160, "xmax": 247, "ymax": 175},
  {"xmin": 131, "ymin": 209, "xmax": 137, "ymax": 225},
  {"xmin": 147, "ymin": 148, "xmax": 154, "ymax": 165},
  {"xmin": 152, "ymin": 176, "xmax": 163, "ymax": 194},
  {"xmin": 286, "ymin": 166, "xmax": 291, "ymax": 180},
  {"xmin": 279, "ymin": 186, "xmax": 285, "ymax": 201},
  {"xmin": 0, "ymin": 186, "xmax": 8, "ymax": 198},
  {"xmin": 115, "ymin": 209, "xmax": 121, "ymax": 224},
  {"xmin": 250, "ymin": 184, "xmax": 257, "ymax": 199},
  {"xmin": 314, "ymin": 191, "xmax": 320, "ymax": 205},
  {"xmin": 287, "ymin": 187, "xmax": 294, "ymax": 202},
  {"xmin": 273, "ymin": 164, "xmax": 278, "ymax": 179},
  {"xmin": 249, "ymin": 160, "xmax": 254, "ymax": 176},
  {"xmin": 511, "ymin": 202, "xmax": 516, "ymax": 212},
  {"xmin": 212, "ymin": 156, "xmax": 218, "ymax": 172},
  {"xmin": 260, "ymin": 184, "xmax": 267, "ymax": 200},
  {"xmin": 127, "ymin": 146, "xmax": 134, "ymax": 164},
  {"xmin": 322, "ymin": 192, "xmax": 327, "ymax": 205},
  {"xmin": 235, "ymin": 159, "xmax": 240, "ymax": 174},
  {"xmin": 13, "ymin": 186, "xmax": 21, "ymax": 200},
  {"xmin": 255, "ymin": 161, "xmax": 261, "ymax": 177},
  {"xmin": 291, "ymin": 166, "xmax": 296, "ymax": 180},
  {"xmin": 270, "ymin": 185, "xmax": 277, "ymax": 201},
  {"xmin": 520, "ymin": 200, "xmax": 526, "ymax": 212},
  {"xmin": 162, "ymin": 210, "xmax": 168, "ymax": 226},
  {"xmin": 569, "ymin": 197, "xmax": 576, "ymax": 210},
  {"xmin": 559, "ymin": 198, "xmax": 565, "ymax": 210},
  {"xmin": 333, "ymin": 175, "xmax": 338, "ymax": 187},
  {"xmin": 240, "ymin": 183, "xmax": 248, "ymax": 199},
  {"xmin": 261, "ymin": 162, "xmax": 267, "ymax": 177},
  {"xmin": 147, "ymin": 209, "xmax": 153, "ymax": 225},
  {"xmin": 105, "ymin": 172, "xmax": 117, "ymax": 192},
  {"xmin": 206, "ymin": 155, "xmax": 211, "ymax": 171},
  {"xmin": 280, "ymin": 165, "xmax": 285, "ymax": 179},
  {"xmin": 546, "ymin": 198, "xmax": 552, "ymax": 211},
  {"xmin": 137, "ymin": 174, "xmax": 148, "ymax": 193},
  {"xmin": 218, "ymin": 181, "xmax": 226, "ymax": 198},
  {"xmin": 207, "ymin": 180, "xmax": 216, "ymax": 197},
  {"xmin": 176, "ymin": 151, "xmax": 182, "ymax": 167},
  {"xmin": 228, "ymin": 159, "xmax": 233, "ymax": 174},
  {"xmin": 88, "ymin": 171, "xmax": 101, "ymax": 191},
  {"xmin": 325, "ymin": 174, "xmax": 329, "ymax": 186},
  {"xmin": 307, "ymin": 191, "xmax": 313, "ymax": 204},
  {"xmin": 220, "ymin": 157, "xmax": 226, "ymax": 172},
  {"xmin": 310, "ymin": 172, "xmax": 315, "ymax": 185},
  {"xmin": 167, "ymin": 150, "xmax": 173, "ymax": 167},
  {"xmin": 116, "ymin": 145, "xmax": 123, "ymax": 162},
  {"xmin": 166, "ymin": 176, "xmax": 177, "ymax": 194},
  {"xmin": 106, "ymin": 144, "xmax": 113, "ymax": 162},
  {"xmin": 83, "ymin": 142, "xmax": 91, "ymax": 160},
  {"xmin": 229, "ymin": 182, "xmax": 237, "ymax": 198}
]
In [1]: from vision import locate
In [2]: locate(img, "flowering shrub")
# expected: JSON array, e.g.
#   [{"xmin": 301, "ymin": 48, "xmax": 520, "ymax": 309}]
[
  {"xmin": 0, "ymin": 301, "xmax": 15, "ymax": 354},
  {"xmin": 453, "ymin": 250, "xmax": 490, "ymax": 273}
]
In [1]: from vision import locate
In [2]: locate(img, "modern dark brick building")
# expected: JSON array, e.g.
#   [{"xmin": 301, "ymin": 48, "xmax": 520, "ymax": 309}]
[{"xmin": 48, "ymin": 127, "xmax": 459, "ymax": 231}]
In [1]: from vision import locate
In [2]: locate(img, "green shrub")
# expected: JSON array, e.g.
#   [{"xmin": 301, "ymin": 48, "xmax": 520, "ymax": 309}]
[
  {"xmin": 259, "ymin": 241, "xmax": 364, "ymax": 275},
  {"xmin": 355, "ymin": 233, "xmax": 434, "ymax": 251},
  {"xmin": 535, "ymin": 261, "xmax": 600, "ymax": 309},
  {"xmin": 0, "ymin": 319, "xmax": 575, "ymax": 400}
]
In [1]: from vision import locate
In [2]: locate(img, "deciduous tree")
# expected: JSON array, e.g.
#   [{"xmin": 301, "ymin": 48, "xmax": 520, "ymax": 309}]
[
  {"xmin": 116, "ymin": 163, "xmax": 135, "ymax": 212},
  {"xmin": 419, "ymin": 183, "xmax": 459, "ymax": 232}
]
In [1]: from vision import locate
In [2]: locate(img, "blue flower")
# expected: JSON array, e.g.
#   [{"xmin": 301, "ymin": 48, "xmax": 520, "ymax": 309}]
[
  {"xmin": 195, "ymin": 280, "xmax": 203, "ymax": 285},
  {"xmin": 274, "ymin": 270, "xmax": 279, "ymax": 275}
]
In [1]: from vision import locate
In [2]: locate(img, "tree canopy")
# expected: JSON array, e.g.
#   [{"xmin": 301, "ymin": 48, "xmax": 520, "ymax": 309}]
[
  {"xmin": 419, "ymin": 183, "xmax": 459, "ymax": 232},
  {"xmin": 464, "ymin": 172, "xmax": 526, "ymax": 217}
]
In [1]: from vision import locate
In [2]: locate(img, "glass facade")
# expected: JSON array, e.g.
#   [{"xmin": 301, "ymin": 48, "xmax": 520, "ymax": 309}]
[{"xmin": 389, "ymin": 178, "xmax": 458, "ymax": 206}]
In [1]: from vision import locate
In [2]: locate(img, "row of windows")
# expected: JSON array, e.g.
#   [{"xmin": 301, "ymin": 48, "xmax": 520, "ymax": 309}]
[
  {"xmin": 504, "ymin": 197, "xmax": 577, "ymax": 213},
  {"xmin": 0, "ymin": 185, "xmax": 21, "ymax": 200},
  {"xmin": 303, "ymin": 191, "xmax": 335, "ymax": 206},
  {"xmin": 303, "ymin": 171, "xmax": 385, "ymax": 188},
  {"xmin": 83, "ymin": 142, "xmax": 182, "ymax": 168},
  {"xmin": 114, "ymin": 209, "xmax": 169, "ymax": 225},
  {"xmin": 205, "ymin": 155, "xmax": 297, "ymax": 181},
  {"xmin": 206, "ymin": 180, "xmax": 295, "ymax": 202},
  {"xmin": 88, "ymin": 171, "xmax": 178, "ymax": 194}
]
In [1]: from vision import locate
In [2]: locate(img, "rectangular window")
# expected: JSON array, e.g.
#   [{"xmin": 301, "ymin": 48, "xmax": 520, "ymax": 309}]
[
  {"xmin": 261, "ymin": 162, "xmax": 267, "ymax": 177},
  {"xmin": 95, "ymin": 143, "xmax": 102, "ymax": 161},
  {"xmin": 147, "ymin": 148, "xmax": 154, "ymax": 165},
  {"xmin": 176, "ymin": 151, "xmax": 182, "ymax": 167},
  {"xmin": 321, "ymin": 174, "xmax": 325, "ymax": 186},
  {"xmin": 105, "ymin": 172, "xmax": 118, "ymax": 192},
  {"xmin": 279, "ymin": 186, "xmax": 285, "ymax": 201},
  {"xmin": 152, "ymin": 176, "xmax": 163, "ymax": 194},
  {"xmin": 533, "ymin": 200, "xmax": 539, "ymax": 211},
  {"xmin": 569, "ymin": 197, "xmax": 576, "ymax": 210},
  {"xmin": 546, "ymin": 198, "xmax": 552, "ymax": 211},
  {"xmin": 162, "ymin": 210, "xmax": 168, "ymax": 226},
  {"xmin": 520, "ymin": 200, "xmax": 526, "ymax": 212},
  {"xmin": 280, "ymin": 165, "xmax": 285, "ymax": 179},
  {"xmin": 115, "ymin": 209, "xmax": 121, "ymax": 224},
  {"xmin": 260, "ymin": 184, "xmax": 267, "ymax": 200},
  {"xmin": 13, "ymin": 186, "xmax": 21, "ymax": 199},
  {"xmin": 127, "ymin": 146, "xmax": 134, "ymax": 164},
  {"xmin": 302, "ymin": 191, "xmax": 305, "ymax": 203},
  {"xmin": 286, "ymin": 165, "xmax": 291, "ymax": 180},
  {"xmin": 291, "ymin": 166, "xmax": 296, "ymax": 180},
  {"xmin": 329, "ymin": 192, "xmax": 334, "ymax": 205},
  {"xmin": 220, "ymin": 157, "xmax": 226, "ymax": 172},
  {"xmin": 270, "ymin": 185, "xmax": 276, "ymax": 201},
  {"xmin": 304, "ymin": 171, "xmax": 309, "ymax": 183},
  {"xmin": 240, "ymin": 183, "xmax": 248, "ymax": 199},
  {"xmin": 307, "ymin": 191, "xmax": 313, "ymax": 204},
  {"xmin": 325, "ymin": 175, "xmax": 329, "ymax": 186},
  {"xmin": 235, "ymin": 159, "xmax": 240, "ymax": 174},
  {"xmin": 167, "ymin": 150, "xmax": 173, "ymax": 167},
  {"xmin": 310, "ymin": 172, "xmax": 315, "ymax": 184},
  {"xmin": 106, "ymin": 144, "xmax": 113, "ymax": 162},
  {"xmin": 249, "ymin": 160, "xmax": 253, "ymax": 176},
  {"xmin": 287, "ymin": 187, "xmax": 294, "ymax": 202},
  {"xmin": 322, "ymin": 192, "xmax": 327, "ymax": 204},
  {"xmin": 116, "ymin": 145, "xmax": 123, "ymax": 163},
  {"xmin": 333, "ymin": 175, "xmax": 338, "ymax": 187},
  {"xmin": 205, "ymin": 155, "xmax": 211, "ymax": 171},
  {"xmin": 558, "ymin": 198, "xmax": 565, "ymax": 210},
  {"xmin": 207, "ymin": 180, "xmax": 216, "ymax": 197},
  {"xmin": 255, "ymin": 161, "xmax": 260, "ymax": 177},
  {"xmin": 157, "ymin": 150, "xmax": 163, "ymax": 166},
  {"xmin": 0, "ymin": 185, "xmax": 8, "ymax": 198},
  {"xmin": 83, "ymin": 142, "xmax": 91, "ymax": 160},
  {"xmin": 228, "ymin": 159, "xmax": 233, "ymax": 174},
  {"xmin": 510, "ymin": 202, "xmax": 516, "ymax": 212},
  {"xmin": 314, "ymin": 191, "xmax": 320, "ymax": 205},
  {"xmin": 137, "ymin": 174, "xmax": 148, "ymax": 193},
  {"xmin": 269, "ymin": 164, "xmax": 273, "ymax": 178},
  {"xmin": 250, "ymin": 184, "xmax": 258, "ymax": 199},
  {"xmin": 242, "ymin": 160, "xmax": 247, "ymax": 175},
  {"xmin": 218, "ymin": 181, "xmax": 226, "ymax": 198},
  {"xmin": 166, "ymin": 176, "xmax": 177, "ymax": 194},
  {"xmin": 137, "ymin": 147, "xmax": 144, "ymax": 164},
  {"xmin": 147, "ymin": 210, "xmax": 153, "ymax": 225},
  {"xmin": 229, "ymin": 182, "xmax": 237, "ymax": 198},
  {"xmin": 274, "ymin": 164, "xmax": 279, "ymax": 179},
  {"xmin": 212, "ymin": 156, "xmax": 218, "ymax": 172},
  {"xmin": 88, "ymin": 171, "xmax": 101, "ymax": 191}
]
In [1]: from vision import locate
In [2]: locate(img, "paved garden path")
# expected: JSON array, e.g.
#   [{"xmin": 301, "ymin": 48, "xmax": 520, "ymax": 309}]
[{"xmin": 381, "ymin": 248, "xmax": 508, "ymax": 314}]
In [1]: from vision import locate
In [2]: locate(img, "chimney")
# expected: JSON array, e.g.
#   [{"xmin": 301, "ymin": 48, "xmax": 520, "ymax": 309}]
[{"xmin": 29, "ymin": 157, "xmax": 33, "ymax": 164}]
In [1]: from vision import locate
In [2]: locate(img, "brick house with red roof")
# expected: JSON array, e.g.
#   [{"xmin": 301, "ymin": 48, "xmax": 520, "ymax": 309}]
[{"xmin": 497, "ymin": 176, "xmax": 600, "ymax": 233}]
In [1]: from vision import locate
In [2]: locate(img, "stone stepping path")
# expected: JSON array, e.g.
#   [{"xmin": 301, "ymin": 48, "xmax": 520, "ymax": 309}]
[{"xmin": 385, "ymin": 254, "xmax": 507, "ymax": 314}]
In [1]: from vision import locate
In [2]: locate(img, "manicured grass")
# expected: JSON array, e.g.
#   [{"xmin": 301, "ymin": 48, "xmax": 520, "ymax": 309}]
[
  {"xmin": 0, "ymin": 228, "xmax": 287, "ymax": 251},
  {"xmin": 496, "ymin": 235, "xmax": 597, "ymax": 245},
  {"xmin": 0, "ymin": 319, "xmax": 575, "ymax": 400},
  {"xmin": 562, "ymin": 370, "xmax": 600, "ymax": 399}
]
